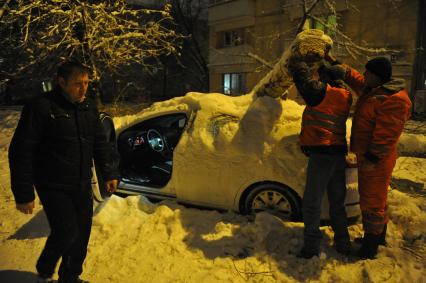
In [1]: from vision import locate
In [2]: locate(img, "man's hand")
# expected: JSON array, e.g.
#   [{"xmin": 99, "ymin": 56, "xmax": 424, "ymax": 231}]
[
  {"xmin": 105, "ymin": 179, "xmax": 118, "ymax": 193},
  {"xmin": 16, "ymin": 201, "xmax": 35, "ymax": 214},
  {"xmin": 345, "ymin": 153, "xmax": 357, "ymax": 167},
  {"xmin": 324, "ymin": 50, "xmax": 337, "ymax": 64},
  {"xmin": 286, "ymin": 56, "xmax": 309, "ymax": 77}
]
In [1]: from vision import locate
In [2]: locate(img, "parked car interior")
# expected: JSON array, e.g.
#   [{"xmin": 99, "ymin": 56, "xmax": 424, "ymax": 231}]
[{"xmin": 117, "ymin": 113, "xmax": 187, "ymax": 188}]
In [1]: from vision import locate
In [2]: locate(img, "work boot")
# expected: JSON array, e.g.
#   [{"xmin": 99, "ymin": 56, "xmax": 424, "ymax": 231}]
[
  {"xmin": 378, "ymin": 223, "xmax": 387, "ymax": 245},
  {"xmin": 335, "ymin": 240, "xmax": 352, "ymax": 256},
  {"xmin": 334, "ymin": 233, "xmax": 351, "ymax": 256},
  {"xmin": 36, "ymin": 275, "xmax": 56, "ymax": 283},
  {"xmin": 58, "ymin": 277, "xmax": 89, "ymax": 283},
  {"xmin": 356, "ymin": 233, "xmax": 381, "ymax": 259},
  {"xmin": 355, "ymin": 224, "xmax": 387, "ymax": 246},
  {"xmin": 296, "ymin": 246, "xmax": 319, "ymax": 259}
]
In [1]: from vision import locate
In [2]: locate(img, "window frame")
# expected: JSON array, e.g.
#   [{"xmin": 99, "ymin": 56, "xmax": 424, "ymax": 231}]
[
  {"xmin": 223, "ymin": 73, "xmax": 246, "ymax": 95},
  {"xmin": 221, "ymin": 29, "xmax": 245, "ymax": 48}
]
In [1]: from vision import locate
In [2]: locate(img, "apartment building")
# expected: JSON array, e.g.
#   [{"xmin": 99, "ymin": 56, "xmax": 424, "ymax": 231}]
[{"xmin": 208, "ymin": 0, "xmax": 425, "ymax": 113}]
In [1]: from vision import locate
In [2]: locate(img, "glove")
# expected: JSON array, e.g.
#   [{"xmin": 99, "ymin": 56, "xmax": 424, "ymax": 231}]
[
  {"xmin": 324, "ymin": 50, "xmax": 341, "ymax": 65},
  {"xmin": 286, "ymin": 56, "xmax": 309, "ymax": 77}
]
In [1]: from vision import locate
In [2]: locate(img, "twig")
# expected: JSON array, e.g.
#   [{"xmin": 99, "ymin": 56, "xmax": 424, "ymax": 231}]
[
  {"xmin": 0, "ymin": 0, "xmax": 12, "ymax": 20},
  {"xmin": 310, "ymin": 15, "xmax": 401, "ymax": 56},
  {"xmin": 247, "ymin": 52, "xmax": 274, "ymax": 69},
  {"xmin": 401, "ymin": 246, "xmax": 424, "ymax": 260},
  {"xmin": 295, "ymin": 0, "xmax": 322, "ymax": 34},
  {"xmin": 232, "ymin": 259, "xmax": 273, "ymax": 281}
]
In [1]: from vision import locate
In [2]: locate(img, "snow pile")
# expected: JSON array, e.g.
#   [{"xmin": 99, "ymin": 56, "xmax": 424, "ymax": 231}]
[
  {"xmin": 81, "ymin": 193, "xmax": 425, "ymax": 283},
  {"xmin": 398, "ymin": 133, "xmax": 426, "ymax": 156},
  {"xmin": 388, "ymin": 189, "xmax": 426, "ymax": 241},
  {"xmin": 0, "ymin": 110, "xmax": 21, "ymax": 149},
  {"xmin": 1, "ymin": 103, "xmax": 426, "ymax": 282},
  {"xmin": 392, "ymin": 157, "xmax": 426, "ymax": 190}
]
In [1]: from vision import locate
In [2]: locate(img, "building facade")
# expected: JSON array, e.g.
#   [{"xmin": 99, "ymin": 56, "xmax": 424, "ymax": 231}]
[{"xmin": 208, "ymin": 0, "xmax": 425, "ymax": 113}]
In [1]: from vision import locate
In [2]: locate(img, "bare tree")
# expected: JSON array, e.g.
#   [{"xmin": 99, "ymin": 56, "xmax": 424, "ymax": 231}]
[
  {"xmin": 137, "ymin": 0, "xmax": 209, "ymax": 101},
  {"xmin": 294, "ymin": 0, "xmax": 400, "ymax": 59},
  {"xmin": 0, "ymin": 0, "xmax": 184, "ymax": 102},
  {"xmin": 170, "ymin": 0, "xmax": 209, "ymax": 91}
]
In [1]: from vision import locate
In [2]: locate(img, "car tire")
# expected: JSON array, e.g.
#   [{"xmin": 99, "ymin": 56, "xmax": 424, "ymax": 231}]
[{"xmin": 243, "ymin": 183, "xmax": 301, "ymax": 221}]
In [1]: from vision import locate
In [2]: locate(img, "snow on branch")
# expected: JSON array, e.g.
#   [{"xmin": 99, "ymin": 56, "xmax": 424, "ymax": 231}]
[
  {"xmin": 309, "ymin": 14, "xmax": 401, "ymax": 58},
  {"xmin": 0, "ymin": 0, "xmax": 184, "ymax": 83}
]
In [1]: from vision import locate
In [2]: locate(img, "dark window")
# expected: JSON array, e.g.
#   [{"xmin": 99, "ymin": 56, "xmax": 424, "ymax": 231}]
[
  {"xmin": 224, "ymin": 31, "xmax": 232, "ymax": 46},
  {"xmin": 221, "ymin": 29, "xmax": 245, "ymax": 47}
]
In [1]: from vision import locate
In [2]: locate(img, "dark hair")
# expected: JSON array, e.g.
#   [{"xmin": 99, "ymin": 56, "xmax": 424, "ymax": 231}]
[{"xmin": 57, "ymin": 60, "xmax": 91, "ymax": 80}]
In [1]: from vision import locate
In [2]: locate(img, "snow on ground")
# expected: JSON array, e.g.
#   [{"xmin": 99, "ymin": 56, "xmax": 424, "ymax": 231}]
[{"xmin": 0, "ymin": 96, "xmax": 425, "ymax": 283}]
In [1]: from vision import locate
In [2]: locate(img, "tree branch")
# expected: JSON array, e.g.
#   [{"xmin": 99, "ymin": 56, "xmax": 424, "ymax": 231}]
[
  {"xmin": 310, "ymin": 14, "xmax": 401, "ymax": 56},
  {"xmin": 295, "ymin": 0, "xmax": 322, "ymax": 35},
  {"xmin": 0, "ymin": 0, "xmax": 12, "ymax": 20}
]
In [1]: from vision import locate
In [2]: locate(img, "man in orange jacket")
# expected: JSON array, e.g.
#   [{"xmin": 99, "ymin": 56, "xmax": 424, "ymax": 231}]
[
  {"xmin": 288, "ymin": 60, "xmax": 352, "ymax": 258},
  {"xmin": 326, "ymin": 55, "xmax": 412, "ymax": 259}
]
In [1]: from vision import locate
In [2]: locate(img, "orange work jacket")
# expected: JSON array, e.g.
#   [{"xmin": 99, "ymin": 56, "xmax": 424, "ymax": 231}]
[
  {"xmin": 299, "ymin": 85, "xmax": 352, "ymax": 146},
  {"xmin": 344, "ymin": 67, "xmax": 412, "ymax": 160}
]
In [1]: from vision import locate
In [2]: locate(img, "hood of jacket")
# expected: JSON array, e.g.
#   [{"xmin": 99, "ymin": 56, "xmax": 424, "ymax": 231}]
[{"xmin": 381, "ymin": 78, "xmax": 406, "ymax": 93}]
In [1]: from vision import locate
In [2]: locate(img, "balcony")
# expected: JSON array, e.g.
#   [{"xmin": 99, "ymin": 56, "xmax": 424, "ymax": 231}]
[
  {"xmin": 209, "ymin": 0, "xmax": 235, "ymax": 6},
  {"xmin": 208, "ymin": 44, "xmax": 255, "ymax": 69},
  {"xmin": 208, "ymin": 0, "xmax": 255, "ymax": 28}
]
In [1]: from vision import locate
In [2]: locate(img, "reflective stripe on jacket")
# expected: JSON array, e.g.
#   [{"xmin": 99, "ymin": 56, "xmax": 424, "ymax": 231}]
[{"xmin": 299, "ymin": 85, "xmax": 351, "ymax": 147}]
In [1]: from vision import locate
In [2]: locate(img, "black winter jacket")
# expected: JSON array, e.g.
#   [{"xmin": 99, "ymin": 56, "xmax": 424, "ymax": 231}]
[{"xmin": 9, "ymin": 88, "xmax": 119, "ymax": 203}]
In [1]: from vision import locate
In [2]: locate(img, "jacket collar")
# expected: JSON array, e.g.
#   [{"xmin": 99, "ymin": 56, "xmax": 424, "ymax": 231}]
[
  {"xmin": 51, "ymin": 86, "xmax": 90, "ymax": 109},
  {"xmin": 381, "ymin": 78, "xmax": 406, "ymax": 93},
  {"xmin": 363, "ymin": 78, "xmax": 406, "ymax": 96}
]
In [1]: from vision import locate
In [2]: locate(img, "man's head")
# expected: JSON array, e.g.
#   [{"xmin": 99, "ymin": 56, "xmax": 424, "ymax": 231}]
[
  {"xmin": 364, "ymin": 57, "xmax": 392, "ymax": 87},
  {"xmin": 57, "ymin": 61, "xmax": 90, "ymax": 103}
]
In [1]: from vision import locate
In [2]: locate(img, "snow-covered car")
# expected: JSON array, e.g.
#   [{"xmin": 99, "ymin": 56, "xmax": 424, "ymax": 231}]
[{"xmin": 92, "ymin": 92, "xmax": 360, "ymax": 221}]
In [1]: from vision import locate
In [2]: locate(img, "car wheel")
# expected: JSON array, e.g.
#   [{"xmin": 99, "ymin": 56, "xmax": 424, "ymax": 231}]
[{"xmin": 244, "ymin": 183, "xmax": 301, "ymax": 221}]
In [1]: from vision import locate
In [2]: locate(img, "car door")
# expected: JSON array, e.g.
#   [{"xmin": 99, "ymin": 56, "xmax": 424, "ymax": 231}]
[
  {"xmin": 92, "ymin": 112, "xmax": 117, "ymax": 202},
  {"xmin": 93, "ymin": 110, "xmax": 192, "ymax": 202}
]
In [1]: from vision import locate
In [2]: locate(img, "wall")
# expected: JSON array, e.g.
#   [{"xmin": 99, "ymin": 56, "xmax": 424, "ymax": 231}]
[{"xmin": 208, "ymin": 0, "xmax": 419, "ymax": 96}]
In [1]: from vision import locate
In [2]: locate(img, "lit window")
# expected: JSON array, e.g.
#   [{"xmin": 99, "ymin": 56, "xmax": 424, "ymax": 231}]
[
  {"xmin": 42, "ymin": 81, "xmax": 53, "ymax": 92},
  {"xmin": 223, "ymin": 73, "xmax": 245, "ymax": 95}
]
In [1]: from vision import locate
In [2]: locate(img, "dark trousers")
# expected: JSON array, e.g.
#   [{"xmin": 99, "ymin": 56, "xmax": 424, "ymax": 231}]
[
  {"xmin": 36, "ymin": 186, "xmax": 93, "ymax": 280},
  {"xmin": 302, "ymin": 153, "xmax": 349, "ymax": 253}
]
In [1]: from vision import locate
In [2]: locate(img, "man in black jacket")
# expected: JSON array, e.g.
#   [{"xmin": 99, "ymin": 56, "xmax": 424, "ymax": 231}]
[
  {"xmin": 9, "ymin": 61, "xmax": 119, "ymax": 283},
  {"xmin": 288, "ymin": 60, "xmax": 352, "ymax": 259}
]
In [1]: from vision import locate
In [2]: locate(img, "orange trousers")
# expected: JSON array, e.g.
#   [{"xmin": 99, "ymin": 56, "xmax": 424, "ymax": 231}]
[{"xmin": 357, "ymin": 153, "xmax": 396, "ymax": 235}]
